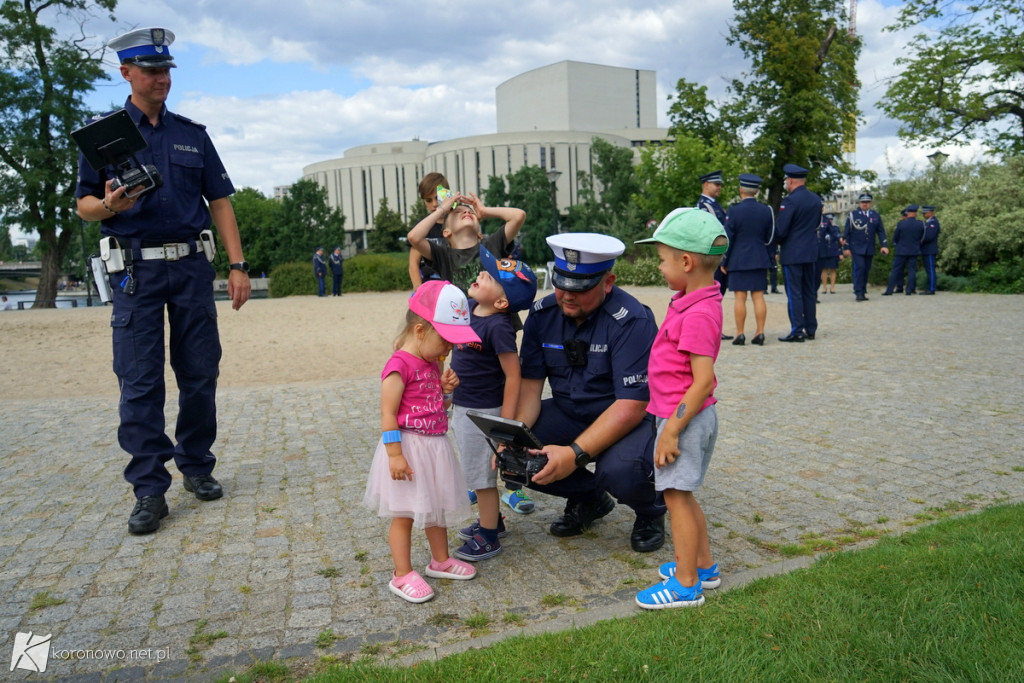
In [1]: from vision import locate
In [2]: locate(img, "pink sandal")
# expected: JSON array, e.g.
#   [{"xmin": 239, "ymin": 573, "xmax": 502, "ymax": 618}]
[
  {"xmin": 389, "ymin": 570, "xmax": 434, "ymax": 603},
  {"xmin": 425, "ymin": 556, "xmax": 477, "ymax": 580}
]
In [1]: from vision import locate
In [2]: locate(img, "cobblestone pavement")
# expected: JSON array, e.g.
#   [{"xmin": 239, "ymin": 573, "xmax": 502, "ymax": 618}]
[{"xmin": 2, "ymin": 287, "xmax": 1023, "ymax": 681}]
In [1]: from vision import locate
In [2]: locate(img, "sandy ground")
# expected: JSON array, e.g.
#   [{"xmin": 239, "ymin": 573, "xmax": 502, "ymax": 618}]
[{"xmin": 0, "ymin": 287, "xmax": 786, "ymax": 400}]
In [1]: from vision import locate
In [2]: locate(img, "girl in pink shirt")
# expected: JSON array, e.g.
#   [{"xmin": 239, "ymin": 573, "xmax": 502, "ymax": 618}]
[{"xmin": 363, "ymin": 281, "xmax": 482, "ymax": 603}]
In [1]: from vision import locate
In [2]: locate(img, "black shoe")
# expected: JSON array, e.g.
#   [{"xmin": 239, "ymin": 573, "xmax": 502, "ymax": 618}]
[
  {"xmin": 630, "ymin": 515, "xmax": 665, "ymax": 553},
  {"xmin": 720, "ymin": 334, "xmax": 734, "ymax": 341},
  {"xmin": 770, "ymin": 289, "xmax": 780, "ymax": 294},
  {"xmin": 805, "ymin": 333, "xmax": 815, "ymax": 340},
  {"xmin": 856, "ymin": 295, "xmax": 868, "ymax": 301},
  {"xmin": 895, "ymin": 287, "xmax": 903, "ymax": 293},
  {"xmin": 778, "ymin": 333, "xmax": 805, "ymax": 343},
  {"xmin": 549, "ymin": 492, "xmax": 615, "ymax": 537},
  {"xmin": 751, "ymin": 333, "xmax": 765, "ymax": 346},
  {"xmin": 881, "ymin": 291, "xmax": 892, "ymax": 296},
  {"xmin": 732, "ymin": 334, "xmax": 745, "ymax": 346},
  {"xmin": 128, "ymin": 495, "xmax": 168, "ymax": 535},
  {"xmin": 182, "ymin": 472, "xmax": 223, "ymax": 501},
  {"xmin": 921, "ymin": 291, "xmax": 935, "ymax": 295},
  {"xmin": 906, "ymin": 291, "xmax": 916, "ymax": 295}
]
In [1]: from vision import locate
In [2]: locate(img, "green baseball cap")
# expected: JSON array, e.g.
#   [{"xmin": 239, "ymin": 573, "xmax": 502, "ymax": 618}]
[{"xmin": 635, "ymin": 208, "xmax": 728, "ymax": 255}]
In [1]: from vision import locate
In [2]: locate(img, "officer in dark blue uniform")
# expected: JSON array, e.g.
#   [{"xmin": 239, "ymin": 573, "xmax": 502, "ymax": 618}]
[
  {"xmin": 697, "ymin": 171, "xmax": 734, "ymax": 340},
  {"xmin": 75, "ymin": 27, "xmax": 251, "ymax": 535},
  {"xmin": 722, "ymin": 173, "xmax": 774, "ymax": 345},
  {"xmin": 313, "ymin": 247, "xmax": 327, "ymax": 296},
  {"xmin": 816, "ymin": 212, "xmax": 842, "ymax": 296},
  {"xmin": 517, "ymin": 233, "xmax": 666, "ymax": 552},
  {"xmin": 842, "ymin": 193, "xmax": 889, "ymax": 301},
  {"xmin": 329, "ymin": 246, "xmax": 344, "ymax": 296},
  {"xmin": 774, "ymin": 164, "xmax": 822, "ymax": 342},
  {"xmin": 883, "ymin": 205, "xmax": 925, "ymax": 295},
  {"xmin": 920, "ymin": 206, "xmax": 940, "ymax": 294}
]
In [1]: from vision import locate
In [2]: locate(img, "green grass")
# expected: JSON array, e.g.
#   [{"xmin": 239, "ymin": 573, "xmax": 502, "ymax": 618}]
[{"xmin": 281, "ymin": 503, "xmax": 1024, "ymax": 681}]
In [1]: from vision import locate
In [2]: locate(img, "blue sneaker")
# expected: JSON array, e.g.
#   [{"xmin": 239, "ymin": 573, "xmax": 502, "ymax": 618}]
[
  {"xmin": 453, "ymin": 532, "xmax": 502, "ymax": 562},
  {"xmin": 457, "ymin": 516, "xmax": 507, "ymax": 541},
  {"xmin": 657, "ymin": 562, "xmax": 721, "ymax": 589},
  {"xmin": 467, "ymin": 489, "xmax": 478, "ymax": 504},
  {"xmin": 635, "ymin": 576, "xmax": 704, "ymax": 610},
  {"xmin": 501, "ymin": 489, "xmax": 535, "ymax": 514}
]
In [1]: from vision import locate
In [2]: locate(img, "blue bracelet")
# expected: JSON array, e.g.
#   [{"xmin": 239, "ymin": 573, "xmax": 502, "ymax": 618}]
[{"xmin": 382, "ymin": 430, "xmax": 402, "ymax": 444}]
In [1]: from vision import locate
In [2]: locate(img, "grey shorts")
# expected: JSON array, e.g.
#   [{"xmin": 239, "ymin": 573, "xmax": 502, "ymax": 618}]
[
  {"xmin": 654, "ymin": 404, "xmax": 718, "ymax": 492},
  {"xmin": 452, "ymin": 404, "xmax": 500, "ymax": 490}
]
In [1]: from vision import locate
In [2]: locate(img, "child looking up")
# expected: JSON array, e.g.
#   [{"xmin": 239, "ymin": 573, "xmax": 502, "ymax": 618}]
[
  {"xmin": 450, "ymin": 246, "xmax": 538, "ymax": 561},
  {"xmin": 633, "ymin": 208, "xmax": 728, "ymax": 609},
  {"xmin": 407, "ymin": 192, "xmax": 526, "ymax": 295},
  {"xmin": 362, "ymin": 280, "xmax": 481, "ymax": 603}
]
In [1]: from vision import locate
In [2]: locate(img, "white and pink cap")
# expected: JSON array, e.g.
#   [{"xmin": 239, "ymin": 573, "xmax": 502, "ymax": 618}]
[{"xmin": 408, "ymin": 280, "xmax": 481, "ymax": 344}]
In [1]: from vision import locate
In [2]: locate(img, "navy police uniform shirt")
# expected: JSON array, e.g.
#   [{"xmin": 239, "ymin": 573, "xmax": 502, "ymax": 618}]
[
  {"xmin": 817, "ymin": 220, "xmax": 842, "ymax": 259},
  {"xmin": 697, "ymin": 194, "xmax": 727, "ymax": 225},
  {"xmin": 921, "ymin": 216, "xmax": 940, "ymax": 256},
  {"xmin": 75, "ymin": 97, "xmax": 235, "ymax": 241},
  {"xmin": 520, "ymin": 286, "xmax": 657, "ymax": 425},
  {"xmin": 892, "ymin": 217, "xmax": 925, "ymax": 256},
  {"xmin": 843, "ymin": 208, "xmax": 887, "ymax": 255},
  {"xmin": 775, "ymin": 185, "xmax": 822, "ymax": 265},
  {"xmin": 722, "ymin": 197, "xmax": 773, "ymax": 271}
]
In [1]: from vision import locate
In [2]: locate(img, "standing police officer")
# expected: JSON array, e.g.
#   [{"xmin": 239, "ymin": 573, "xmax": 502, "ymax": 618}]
[
  {"xmin": 775, "ymin": 164, "xmax": 822, "ymax": 342},
  {"xmin": 516, "ymin": 234, "xmax": 666, "ymax": 552},
  {"xmin": 721, "ymin": 173, "xmax": 774, "ymax": 345},
  {"xmin": 697, "ymin": 171, "xmax": 733, "ymax": 341},
  {"xmin": 75, "ymin": 27, "xmax": 250, "ymax": 535},
  {"xmin": 842, "ymin": 193, "xmax": 889, "ymax": 301},
  {"xmin": 920, "ymin": 206, "xmax": 940, "ymax": 294},
  {"xmin": 329, "ymin": 246, "xmax": 344, "ymax": 296},
  {"xmin": 883, "ymin": 205, "xmax": 925, "ymax": 296},
  {"xmin": 313, "ymin": 247, "xmax": 327, "ymax": 297}
]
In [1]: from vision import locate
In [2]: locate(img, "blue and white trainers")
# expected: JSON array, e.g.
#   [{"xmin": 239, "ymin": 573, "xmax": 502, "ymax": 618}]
[
  {"xmin": 501, "ymin": 489, "xmax": 535, "ymax": 514},
  {"xmin": 453, "ymin": 533, "xmax": 502, "ymax": 562},
  {"xmin": 635, "ymin": 576, "xmax": 704, "ymax": 610},
  {"xmin": 456, "ymin": 516, "xmax": 508, "ymax": 541},
  {"xmin": 657, "ymin": 562, "xmax": 721, "ymax": 589}
]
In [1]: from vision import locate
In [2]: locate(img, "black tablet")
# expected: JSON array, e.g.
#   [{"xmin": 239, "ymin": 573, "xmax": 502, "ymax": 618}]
[
  {"xmin": 71, "ymin": 109, "xmax": 148, "ymax": 171},
  {"xmin": 465, "ymin": 410, "xmax": 544, "ymax": 450}
]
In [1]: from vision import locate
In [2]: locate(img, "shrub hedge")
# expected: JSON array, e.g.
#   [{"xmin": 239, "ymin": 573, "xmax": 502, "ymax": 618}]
[{"xmin": 268, "ymin": 252, "xmax": 410, "ymax": 298}]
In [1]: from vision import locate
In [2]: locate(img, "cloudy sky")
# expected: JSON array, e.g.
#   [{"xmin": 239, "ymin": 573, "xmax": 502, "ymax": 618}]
[{"xmin": 75, "ymin": 0, "xmax": 978, "ymax": 197}]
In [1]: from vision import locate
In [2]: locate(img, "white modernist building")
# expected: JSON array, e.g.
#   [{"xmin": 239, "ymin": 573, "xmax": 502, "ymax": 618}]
[{"xmin": 302, "ymin": 61, "xmax": 670, "ymax": 248}]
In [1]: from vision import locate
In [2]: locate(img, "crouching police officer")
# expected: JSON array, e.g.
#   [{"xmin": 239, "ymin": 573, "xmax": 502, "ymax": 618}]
[
  {"xmin": 516, "ymin": 234, "xmax": 666, "ymax": 552},
  {"xmin": 75, "ymin": 27, "xmax": 250, "ymax": 534}
]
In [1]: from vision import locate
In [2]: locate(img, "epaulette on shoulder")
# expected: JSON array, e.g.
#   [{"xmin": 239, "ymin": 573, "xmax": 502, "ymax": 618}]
[
  {"xmin": 530, "ymin": 292, "xmax": 558, "ymax": 313},
  {"xmin": 173, "ymin": 113, "xmax": 207, "ymax": 130},
  {"xmin": 601, "ymin": 289, "xmax": 647, "ymax": 326}
]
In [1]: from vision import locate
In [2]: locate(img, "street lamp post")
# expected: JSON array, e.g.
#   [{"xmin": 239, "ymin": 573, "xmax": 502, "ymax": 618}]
[
  {"xmin": 926, "ymin": 150, "xmax": 949, "ymax": 169},
  {"xmin": 546, "ymin": 167, "xmax": 562, "ymax": 234}
]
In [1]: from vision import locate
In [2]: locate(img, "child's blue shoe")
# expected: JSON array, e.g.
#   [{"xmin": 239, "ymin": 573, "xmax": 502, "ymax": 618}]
[
  {"xmin": 657, "ymin": 562, "xmax": 721, "ymax": 589},
  {"xmin": 501, "ymin": 488, "xmax": 535, "ymax": 514},
  {"xmin": 635, "ymin": 576, "xmax": 704, "ymax": 610},
  {"xmin": 457, "ymin": 516, "xmax": 507, "ymax": 541}
]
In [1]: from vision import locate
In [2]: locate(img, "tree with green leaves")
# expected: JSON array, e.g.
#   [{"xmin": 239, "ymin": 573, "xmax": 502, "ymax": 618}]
[
  {"xmin": 0, "ymin": 0, "xmax": 115, "ymax": 307},
  {"xmin": 880, "ymin": 1, "xmax": 1023, "ymax": 156},
  {"xmin": 367, "ymin": 197, "xmax": 405, "ymax": 253},
  {"xmin": 504, "ymin": 165, "xmax": 558, "ymax": 265},
  {"xmin": 231, "ymin": 187, "xmax": 284, "ymax": 276},
  {"xmin": 272, "ymin": 178, "xmax": 346, "ymax": 265},
  {"xmin": 667, "ymin": 0, "xmax": 861, "ymax": 208}
]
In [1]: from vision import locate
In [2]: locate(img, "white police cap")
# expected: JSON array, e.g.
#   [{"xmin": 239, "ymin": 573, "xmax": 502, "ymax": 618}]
[
  {"xmin": 108, "ymin": 28, "xmax": 177, "ymax": 68},
  {"xmin": 546, "ymin": 233, "xmax": 625, "ymax": 292}
]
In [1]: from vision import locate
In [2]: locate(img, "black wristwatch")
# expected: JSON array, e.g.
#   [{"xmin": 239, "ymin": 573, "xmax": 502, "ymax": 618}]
[
  {"xmin": 229, "ymin": 261, "xmax": 250, "ymax": 273},
  {"xmin": 570, "ymin": 442, "xmax": 591, "ymax": 468}
]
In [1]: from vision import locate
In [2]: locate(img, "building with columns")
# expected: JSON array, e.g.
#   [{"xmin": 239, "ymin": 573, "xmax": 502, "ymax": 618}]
[{"xmin": 302, "ymin": 61, "xmax": 670, "ymax": 248}]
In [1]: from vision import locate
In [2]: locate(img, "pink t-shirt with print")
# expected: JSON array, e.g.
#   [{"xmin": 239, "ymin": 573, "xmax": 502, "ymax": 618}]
[
  {"xmin": 646, "ymin": 285, "xmax": 723, "ymax": 419},
  {"xmin": 381, "ymin": 350, "xmax": 448, "ymax": 435}
]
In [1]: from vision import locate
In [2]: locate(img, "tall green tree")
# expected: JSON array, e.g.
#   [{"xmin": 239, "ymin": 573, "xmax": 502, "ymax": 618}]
[
  {"xmin": 0, "ymin": 0, "xmax": 115, "ymax": 307},
  {"xmin": 272, "ymin": 178, "xmax": 346, "ymax": 265},
  {"xmin": 367, "ymin": 197, "xmax": 405, "ymax": 253},
  {"xmin": 880, "ymin": 0, "xmax": 1024, "ymax": 156},
  {"xmin": 505, "ymin": 165, "xmax": 557, "ymax": 265},
  {"xmin": 668, "ymin": 0, "xmax": 861, "ymax": 208},
  {"xmin": 231, "ymin": 186, "xmax": 283, "ymax": 276}
]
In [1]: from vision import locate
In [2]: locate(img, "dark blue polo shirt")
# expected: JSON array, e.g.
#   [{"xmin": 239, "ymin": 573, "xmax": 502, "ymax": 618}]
[
  {"xmin": 75, "ymin": 98, "xmax": 235, "ymax": 241},
  {"xmin": 520, "ymin": 287, "xmax": 657, "ymax": 424}
]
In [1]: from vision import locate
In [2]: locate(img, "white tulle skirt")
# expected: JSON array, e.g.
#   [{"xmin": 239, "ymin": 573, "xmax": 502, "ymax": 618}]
[{"xmin": 362, "ymin": 431, "xmax": 472, "ymax": 529}]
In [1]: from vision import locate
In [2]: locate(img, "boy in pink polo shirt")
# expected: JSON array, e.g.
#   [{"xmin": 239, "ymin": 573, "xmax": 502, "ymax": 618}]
[{"xmin": 633, "ymin": 208, "xmax": 728, "ymax": 609}]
